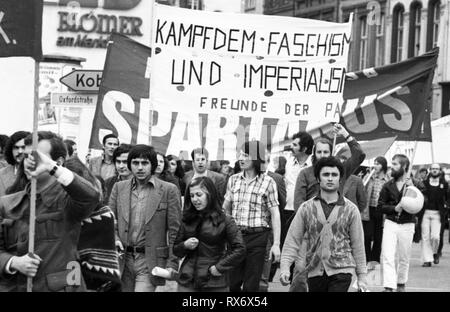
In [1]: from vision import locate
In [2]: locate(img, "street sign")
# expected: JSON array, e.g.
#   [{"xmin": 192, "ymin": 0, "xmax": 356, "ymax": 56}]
[
  {"xmin": 59, "ymin": 70, "xmax": 102, "ymax": 92},
  {"xmin": 51, "ymin": 92, "xmax": 98, "ymax": 107}
]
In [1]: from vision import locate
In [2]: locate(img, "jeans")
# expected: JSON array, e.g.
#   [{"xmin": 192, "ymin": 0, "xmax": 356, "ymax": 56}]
[
  {"xmin": 421, "ymin": 210, "xmax": 441, "ymax": 262},
  {"xmin": 229, "ymin": 229, "xmax": 270, "ymax": 292},
  {"xmin": 307, "ymin": 272, "xmax": 352, "ymax": 292},
  {"xmin": 381, "ymin": 220, "xmax": 415, "ymax": 289},
  {"xmin": 362, "ymin": 220, "xmax": 373, "ymax": 262},
  {"xmin": 121, "ymin": 252, "xmax": 156, "ymax": 292}
]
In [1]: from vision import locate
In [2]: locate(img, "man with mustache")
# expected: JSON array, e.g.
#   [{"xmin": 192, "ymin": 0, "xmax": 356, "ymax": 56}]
[{"xmin": 378, "ymin": 154, "xmax": 424, "ymax": 292}]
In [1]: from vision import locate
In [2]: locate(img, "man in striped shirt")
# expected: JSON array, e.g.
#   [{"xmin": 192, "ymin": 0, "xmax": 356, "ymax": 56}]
[{"xmin": 223, "ymin": 140, "xmax": 281, "ymax": 292}]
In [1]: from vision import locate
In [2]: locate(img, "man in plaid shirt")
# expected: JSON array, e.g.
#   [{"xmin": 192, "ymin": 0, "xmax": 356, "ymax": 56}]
[{"xmin": 223, "ymin": 140, "xmax": 281, "ymax": 292}]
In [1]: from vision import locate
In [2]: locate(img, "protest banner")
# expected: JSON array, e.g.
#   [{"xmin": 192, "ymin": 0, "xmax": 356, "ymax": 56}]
[
  {"xmin": 149, "ymin": 5, "xmax": 352, "ymax": 151},
  {"xmin": 88, "ymin": 33, "xmax": 438, "ymax": 162},
  {"xmin": 0, "ymin": 0, "xmax": 43, "ymax": 60}
]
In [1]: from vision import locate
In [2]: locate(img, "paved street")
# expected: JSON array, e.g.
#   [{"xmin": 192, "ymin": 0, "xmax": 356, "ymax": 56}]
[{"xmin": 269, "ymin": 230, "xmax": 450, "ymax": 292}]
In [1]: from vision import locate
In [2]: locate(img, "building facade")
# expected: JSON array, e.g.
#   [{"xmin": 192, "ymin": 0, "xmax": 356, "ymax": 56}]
[
  {"xmin": 245, "ymin": 0, "xmax": 265, "ymax": 14},
  {"xmin": 263, "ymin": 0, "xmax": 450, "ymax": 118},
  {"xmin": 386, "ymin": 0, "xmax": 449, "ymax": 118}
]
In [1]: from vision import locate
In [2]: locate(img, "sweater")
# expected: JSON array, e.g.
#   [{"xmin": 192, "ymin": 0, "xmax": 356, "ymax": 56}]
[{"xmin": 280, "ymin": 195, "xmax": 367, "ymax": 280}]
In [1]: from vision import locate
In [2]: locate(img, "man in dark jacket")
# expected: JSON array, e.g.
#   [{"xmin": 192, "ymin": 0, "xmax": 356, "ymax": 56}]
[
  {"xmin": 0, "ymin": 131, "xmax": 100, "ymax": 292},
  {"xmin": 378, "ymin": 154, "xmax": 424, "ymax": 292},
  {"xmin": 420, "ymin": 164, "xmax": 449, "ymax": 266}
]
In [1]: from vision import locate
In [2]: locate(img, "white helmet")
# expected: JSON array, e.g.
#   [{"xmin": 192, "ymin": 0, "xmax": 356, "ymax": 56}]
[{"xmin": 400, "ymin": 186, "xmax": 424, "ymax": 214}]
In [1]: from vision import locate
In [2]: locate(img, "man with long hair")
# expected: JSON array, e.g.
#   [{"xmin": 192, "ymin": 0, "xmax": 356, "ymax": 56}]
[
  {"xmin": 362, "ymin": 156, "xmax": 389, "ymax": 264},
  {"xmin": 0, "ymin": 131, "xmax": 30, "ymax": 196},
  {"xmin": 223, "ymin": 140, "xmax": 281, "ymax": 292}
]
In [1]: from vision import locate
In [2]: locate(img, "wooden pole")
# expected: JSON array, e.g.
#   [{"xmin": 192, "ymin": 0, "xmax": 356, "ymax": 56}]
[
  {"xmin": 148, "ymin": 0, "xmax": 156, "ymax": 146},
  {"xmin": 430, "ymin": 113, "xmax": 435, "ymax": 163},
  {"xmin": 27, "ymin": 60, "xmax": 40, "ymax": 292}
]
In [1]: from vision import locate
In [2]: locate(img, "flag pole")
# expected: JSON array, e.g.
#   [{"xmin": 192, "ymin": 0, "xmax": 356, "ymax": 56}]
[
  {"xmin": 430, "ymin": 112, "xmax": 435, "ymax": 163},
  {"xmin": 27, "ymin": 59, "xmax": 40, "ymax": 292},
  {"xmin": 148, "ymin": 0, "xmax": 156, "ymax": 146}
]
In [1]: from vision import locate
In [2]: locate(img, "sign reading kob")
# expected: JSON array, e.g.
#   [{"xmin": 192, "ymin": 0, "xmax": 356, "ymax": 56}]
[{"xmin": 149, "ymin": 4, "xmax": 352, "ymax": 158}]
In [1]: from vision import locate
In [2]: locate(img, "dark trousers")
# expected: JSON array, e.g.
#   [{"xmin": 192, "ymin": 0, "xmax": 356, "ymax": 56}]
[
  {"xmin": 362, "ymin": 220, "xmax": 373, "ymax": 262},
  {"xmin": 308, "ymin": 272, "xmax": 352, "ymax": 292},
  {"xmin": 369, "ymin": 206, "xmax": 383, "ymax": 262},
  {"xmin": 230, "ymin": 229, "xmax": 270, "ymax": 292}
]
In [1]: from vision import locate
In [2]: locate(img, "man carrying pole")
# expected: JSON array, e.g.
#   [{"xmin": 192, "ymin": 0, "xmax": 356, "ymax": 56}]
[{"xmin": 0, "ymin": 131, "xmax": 100, "ymax": 292}]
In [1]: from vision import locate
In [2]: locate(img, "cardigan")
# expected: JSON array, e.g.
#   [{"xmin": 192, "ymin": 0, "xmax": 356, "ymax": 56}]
[{"xmin": 281, "ymin": 195, "xmax": 367, "ymax": 280}]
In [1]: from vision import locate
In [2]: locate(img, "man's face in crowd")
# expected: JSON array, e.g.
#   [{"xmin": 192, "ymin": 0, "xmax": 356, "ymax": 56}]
[
  {"xmin": 131, "ymin": 157, "xmax": 152, "ymax": 181},
  {"xmin": 193, "ymin": 153, "xmax": 207, "ymax": 174},
  {"xmin": 290, "ymin": 138, "xmax": 301, "ymax": 154},
  {"xmin": 115, "ymin": 153, "xmax": 130, "ymax": 178},
  {"xmin": 430, "ymin": 164, "xmax": 441, "ymax": 178},
  {"xmin": 12, "ymin": 139, "xmax": 26, "ymax": 164},
  {"xmin": 104, "ymin": 138, "xmax": 119, "ymax": 158},
  {"xmin": 155, "ymin": 154, "xmax": 165, "ymax": 174},
  {"xmin": 391, "ymin": 158, "xmax": 405, "ymax": 180},
  {"xmin": 238, "ymin": 151, "xmax": 253, "ymax": 171},
  {"xmin": 319, "ymin": 166, "xmax": 340, "ymax": 193},
  {"xmin": 315, "ymin": 142, "xmax": 331, "ymax": 160},
  {"xmin": 24, "ymin": 139, "xmax": 52, "ymax": 178}
]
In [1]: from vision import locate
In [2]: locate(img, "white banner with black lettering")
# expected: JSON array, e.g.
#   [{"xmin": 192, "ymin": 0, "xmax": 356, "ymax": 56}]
[{"xmin": 150, "ymin": 4, "xmax": 352, "ymax": 123}]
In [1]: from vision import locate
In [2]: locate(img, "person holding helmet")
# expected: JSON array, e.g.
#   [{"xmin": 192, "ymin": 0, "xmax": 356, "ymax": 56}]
[{"xmin": 378, "ymin": 154, "xmax": 425, "ymax": 292}]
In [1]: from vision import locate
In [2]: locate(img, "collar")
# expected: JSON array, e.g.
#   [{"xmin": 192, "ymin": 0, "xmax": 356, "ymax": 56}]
[
  {"xmin": 131, "ymin": 176, "xmax": 156, "ymax": 190},
  {"xmin": 238, "ymin": 171, "xmax": 261, "ymax": 183},
  {"xmin": 291, "ymin": 154, "xmax": 312, "ymax": 167},
  {"xmin": 314, "ymin": 191, "xmax": 345, "ymax": 206}
]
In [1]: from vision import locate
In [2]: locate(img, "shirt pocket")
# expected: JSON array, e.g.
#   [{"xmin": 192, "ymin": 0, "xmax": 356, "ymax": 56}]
[{"xmin": 35, "ymin": 211, "xmax": 65, "ymax": 241}]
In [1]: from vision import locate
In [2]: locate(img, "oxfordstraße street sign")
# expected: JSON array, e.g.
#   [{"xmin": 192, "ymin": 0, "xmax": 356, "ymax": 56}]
[{"xmin": 59, "ymin": 70, "xmax": 102, "ymax": 93}]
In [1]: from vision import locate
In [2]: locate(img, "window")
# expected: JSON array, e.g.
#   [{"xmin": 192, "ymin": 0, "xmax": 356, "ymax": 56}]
[
  {"xmin": 359, "ymin": 16, "xmax": 368, "ymax": 69},
  {"xmin": 427, "ymin": 0, "xmax": 440, "ymax": 50},
  {"xmin": 375, "ymin": 13, "xmax": 385, "ymax": 66},
  {"xmin": 245, "ymin": 0, "xmax": 256, "ymax": 10},
  {"xmin": 409, "ymin": 2, "xmax": 422, "ymax": 57},
  {"xmin": 391, "ymin": 4, "xmax": 405, "ymax": 63}
]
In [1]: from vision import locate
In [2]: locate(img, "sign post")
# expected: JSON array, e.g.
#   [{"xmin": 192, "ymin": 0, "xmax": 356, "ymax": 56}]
[{"xmin": 59, "ymin": 70, "xmax": 102, "ymax": 93}]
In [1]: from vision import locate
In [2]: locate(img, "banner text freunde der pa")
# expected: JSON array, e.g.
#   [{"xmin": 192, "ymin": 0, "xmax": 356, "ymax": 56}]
[{"xmin": 149, "ymin": 5, "xmax": 352, "ymax": 122}]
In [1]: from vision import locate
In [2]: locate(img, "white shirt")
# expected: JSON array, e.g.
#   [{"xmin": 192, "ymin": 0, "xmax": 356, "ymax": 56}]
[{"xmin": 284, "ymin": 153, "xmax": 312, "ymax": 211}]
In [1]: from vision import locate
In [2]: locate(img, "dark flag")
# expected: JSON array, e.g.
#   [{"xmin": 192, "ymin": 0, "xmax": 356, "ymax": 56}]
[
  {"xmin": 0, "ymin": 0, "xmax": 43, "ymax": 60},
  {"xmin": 306, "ymin": 48, "xmax": 439, "ymax": 145},
  {"xmin": 89, "ymin": 33, "xmax": 151, "ymax": 149}
]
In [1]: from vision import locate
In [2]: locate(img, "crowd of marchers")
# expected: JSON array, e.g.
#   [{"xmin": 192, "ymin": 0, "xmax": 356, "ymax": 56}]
[{"xmin": 0, "ymin": 125, "xmax": 447, "ymax": 292}]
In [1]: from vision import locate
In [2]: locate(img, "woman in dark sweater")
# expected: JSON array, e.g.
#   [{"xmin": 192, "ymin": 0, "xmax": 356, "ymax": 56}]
[{"xmin": 173, "ymin": 177, "xmax": 246, "ymax": 292}]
